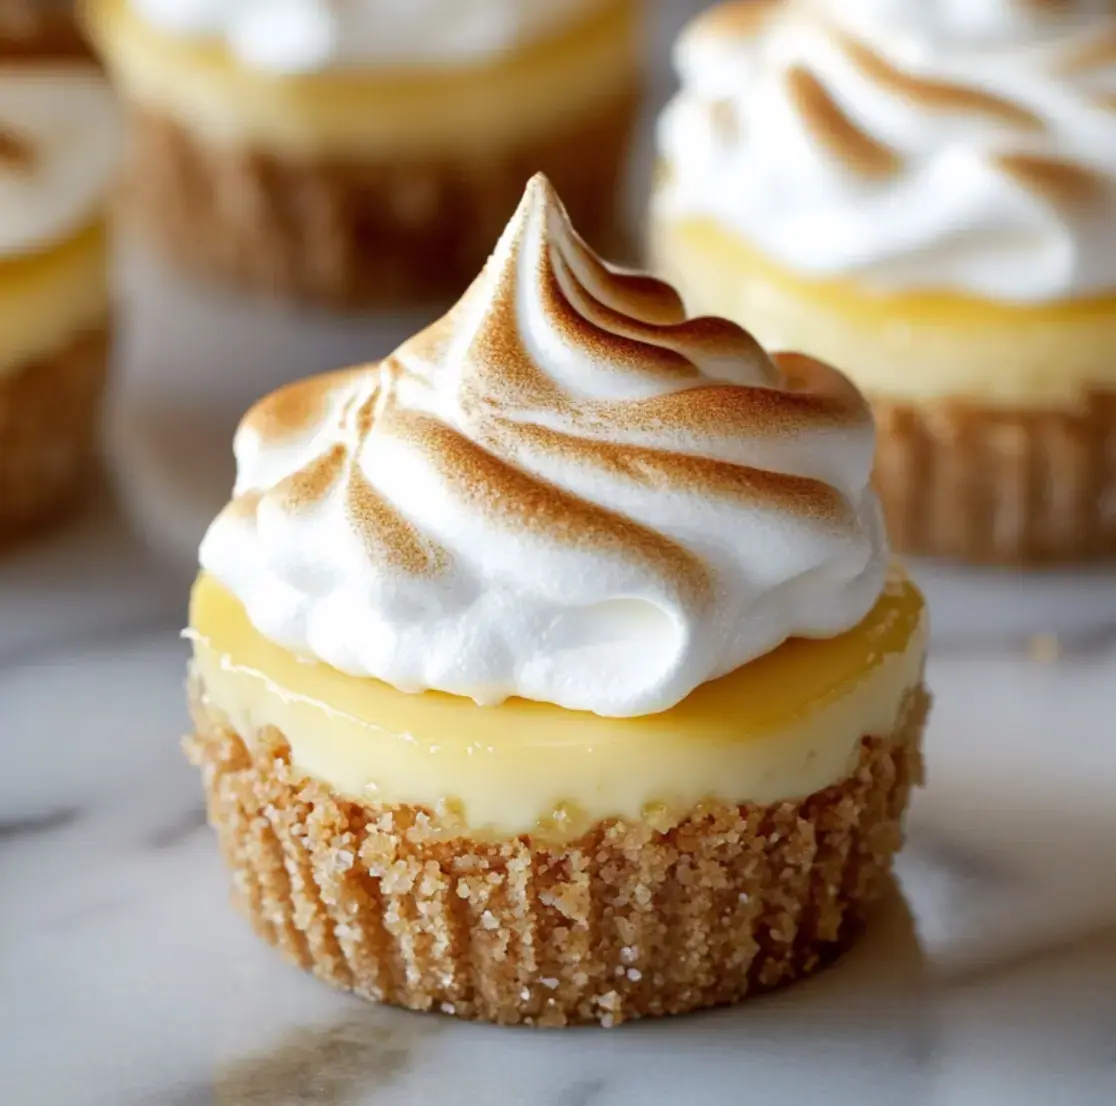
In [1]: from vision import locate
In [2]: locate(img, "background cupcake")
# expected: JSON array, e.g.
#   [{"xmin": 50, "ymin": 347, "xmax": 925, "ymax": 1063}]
[
  {"xmin": 0, "ymin": 54, "xmax": 119, "ymax": 540},
  {"xmin": 650, "ymin": 0, "xmax": 1116, "ymax": 564},
  {"xmin": 87, "ymin": 0, "xmax": 643, "ymax": 308}
]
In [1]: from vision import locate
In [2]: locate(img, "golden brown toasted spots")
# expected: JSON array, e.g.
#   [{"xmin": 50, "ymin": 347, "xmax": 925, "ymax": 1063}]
[
  {"xmin": 840, "ymin": 34, "xmax": 1045, "ymax": 131},
  {"xmin": 574, "ymin": 376, "xmax": 868, "ymax": 446},
  {"xmin": 995, "ymin": 154, "xmax": 1107, "ymax": 207},
  {"xmin": 1053, "ymin": 33, "xmax": 1116, "ymax": 75},
  {"xmin": 506, "ymin": 423, "xmax": 851, "ymax": 525},
  {"xmin": 689, "ymin": 0, "xmax": 780, "ymax": 42},
  {"xmin": 544, "ymin": 257, "xmax": 695, "ymax": 380},
  {"xmin": 345, "ymin": 470, "xmax": 448, "ymax": 576},
  {"xmin": 562, "ymin": 224, "xmax": 686, "ymax": 326},
  {"xmin": 772, "ymin": 352, "xmax": 871, "ymax": 411},
  {"xmin": 546, "ymin": 248, "xmax": 704, "ymax": 383},
  {"xmin": 244, "ymin": 368, "xmax": 359, "ymax": 442},
  {"xmin": 785, "ymin": 65, "xmax": 904, "ymax": 179},
  {"xmin": 386, "ymin": 409, "xmax": 711, "ymax": 604},
  {"xmin": 459, "ymin": 240, "xmax": 570, "ymax": 413},
  {"xmin": 0, "ymin": 126, "xmax": 33, "ymax": 168},
  {"xmin": 227, "ymin": 489, "xmax": 263, "ymax": 521},
  {"xmin": 271, "ymin": 443, "xmax": 346, "ymax": 512}
]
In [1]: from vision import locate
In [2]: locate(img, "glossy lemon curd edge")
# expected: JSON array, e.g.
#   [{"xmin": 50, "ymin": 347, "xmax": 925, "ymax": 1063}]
[
  {"xmin": 650, "ymin": 208, "xmax": 1116, "ymax": 409},
  {"xmin": 0, "ymin": 221, "xmax": 110, "ymax": 376},
  {"xmin": 86, "ymin": 0, "xmax": 642, "ymax": 158},
  {"xmin": 188, "ymin": 570, "xmax": 927, "ymax": 840}
]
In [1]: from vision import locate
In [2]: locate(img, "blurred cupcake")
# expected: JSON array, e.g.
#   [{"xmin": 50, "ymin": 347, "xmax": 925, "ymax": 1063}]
[
  {"xmin": 1, "ymin": 1, "xmax": 92, "ymax": 59},
  {"xmin": 185, "ymin": 175, "xmax": 928, "ymax": 1026},
  {"xmin": 0, "ymin": 61, "xmax": 119, "ymax": 540},
  {"xmin": 651, "ymin": 0, "xmax": 1116, "ymax": 564},
  {"xmin": 86, "ymin": 0, "xmax": 642, "ymax": 307}
]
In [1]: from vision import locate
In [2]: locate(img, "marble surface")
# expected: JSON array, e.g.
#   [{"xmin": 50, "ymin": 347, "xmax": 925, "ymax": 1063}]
[
  {"xmin": 4, "ymin": 483, "xmax": 1116, "ymax": 1106},
  {"xmin": 5, "ymin": 3, "xmax": 1116, "ymax": 1102}
]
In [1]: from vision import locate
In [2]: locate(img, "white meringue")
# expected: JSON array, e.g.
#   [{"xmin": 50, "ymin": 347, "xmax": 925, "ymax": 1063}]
[
  {"xmin": 201, "ymin": 175, "xmax": 887, "ymax": 717},
  {"xmin": 655, "ymin": 0, "xmax": 1116, "ymax": 302}
]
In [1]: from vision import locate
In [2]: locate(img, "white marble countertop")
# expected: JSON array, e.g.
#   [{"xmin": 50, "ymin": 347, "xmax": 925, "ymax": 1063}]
[
  {"xmin": 4, "ymin": 476, "xmax": 1116, "ymax": 1106},
  {"xmin": 4, "ymin": 3, "xmax": 1116, "ymax": 1101}
]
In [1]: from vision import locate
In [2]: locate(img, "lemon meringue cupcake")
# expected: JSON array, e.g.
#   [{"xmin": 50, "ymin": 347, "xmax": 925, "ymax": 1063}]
[
  {"xmin": 86, "ymin": 0, "xmax": 642, "ymax": 307},
  {"xmin": 0, "ymin": 62, "xmax": 118, "ymax": 539},
  {"xmin": 651, "ymin": 0, "xmax": 1116, "ymax": 564},
  {"xmin": 185, "ymin": 174, "xmax": 929, "ymax": 1026}
]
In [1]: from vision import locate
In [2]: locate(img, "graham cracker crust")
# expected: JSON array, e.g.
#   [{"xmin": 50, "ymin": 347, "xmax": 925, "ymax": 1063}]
[
  {"xmin": 0, "ymin": 325, "xmax": 110, "ymax": 543},
  {"xmin": 185, "ymin": 681, "xmax": 928, "ymax": 1026},
  {"xmin": 874, "ymin": 393, "xmax": 1116, "ymax": 564},
  {"xmin": 0, "ymin": 1, "xmax": 93, "ymax": 60},
  {"xmin": 122, "ymin": 88, "xmax": 639, "ymax": 309}
]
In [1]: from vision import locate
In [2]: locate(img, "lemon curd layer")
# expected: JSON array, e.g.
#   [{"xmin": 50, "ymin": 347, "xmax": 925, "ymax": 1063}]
[
  {"xmin": 87, "ymin": 0, "xmax": 640, "ymax": 159},
  {"xmin": 189, "ymin": 571, "xmax": 927, "ymax": 839},
  {"xmin": 652, "ymin": 213, "xmax": 1116, "ymax": 409},
  {"xmin": 0, "ymin": 221, "xmax": 110, "ymax": 376}
]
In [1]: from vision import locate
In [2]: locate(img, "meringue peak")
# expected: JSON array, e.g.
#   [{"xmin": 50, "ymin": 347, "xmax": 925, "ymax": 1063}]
[{"xmin": 202, "ymin": 176, "xmax": 886, "ymax": 717}]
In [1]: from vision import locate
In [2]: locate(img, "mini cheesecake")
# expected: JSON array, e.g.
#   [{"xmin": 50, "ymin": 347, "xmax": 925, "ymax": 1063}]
[
  {"xmin": 185, "ymin": 175, "xmax": 929, "ymax": 1026},
  {"xmin": 0, "ymin": 65, "xmax": 118, "ymax": 540},
  {"xmin": 651, "ymin": 0, "xmax": 1116, "ymax": 563},
  {"xmin": 86, "ymin": 0, "xmax": 643, "ymax": 307}
]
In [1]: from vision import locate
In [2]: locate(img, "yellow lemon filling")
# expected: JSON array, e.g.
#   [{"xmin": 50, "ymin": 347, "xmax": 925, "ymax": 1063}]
[
  {"xmin": 189, "ymin": 570, "xmax": 927, "ymax": 841},
  {"xmin": 651, "ymin": 212, "xmax": 1116, "ymax": 408},
  {"xmin": 0, "ymin": 220, "xmax": 110, "ymax": 377},
  {"xmin": 87, "ymin": 0, "xmax": 641, "ymax": 158}
]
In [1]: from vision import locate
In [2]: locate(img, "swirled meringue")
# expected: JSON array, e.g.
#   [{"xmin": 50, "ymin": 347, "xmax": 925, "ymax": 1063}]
[
  {"xmin": 0, "ymin": 67, "xmax": 120, "ymax": 259},
  {"xmin": 200, "ymin": 175, "xmax": 887, "ymax": 717},
  {"xmin": 128, "ymin": 0, "xmax": 610, "ymax": 73},
  {"xmin": 655, "ymin": 0, "xmax": 1116, "ymax": 302}
]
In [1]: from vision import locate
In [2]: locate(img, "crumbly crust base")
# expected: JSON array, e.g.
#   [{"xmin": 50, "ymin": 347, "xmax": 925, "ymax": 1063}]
[
  {"xmin": 121, "ymin": 88, "xmax": 638, "ymax": 309},
  {"xmin": 874, "ymin": 393, "xmax": 1116, "ymax": 564},
  {"xmin": 185, "ymin": 679, "xmax": 928, "ymax": 1026},
  {"xmin": 0, "ymin": 325, "xmax": 109, "ymax": 543},
  {"xmin": 0, "ymin": 1, "xmax": 92, "ymax": 60}
]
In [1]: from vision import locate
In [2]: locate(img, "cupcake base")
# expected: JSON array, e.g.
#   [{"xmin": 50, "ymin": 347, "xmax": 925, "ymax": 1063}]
[
  {"xmin": 186, "ymin": 681, "xmax": 928, "ymax": 1027},
  {"xmin": 875, "ymin": 393, "xmax": 1116, "ymax": 564},
  {"xmin": 122, "ymin": 89, "xmax": 638, "ymax": 309},
  {"xmin": 0, "ymin": 325, "xmax": 110, "ymax": 543}
]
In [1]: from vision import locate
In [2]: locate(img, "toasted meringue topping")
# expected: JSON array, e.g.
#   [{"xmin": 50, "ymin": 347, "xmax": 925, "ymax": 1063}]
[
  {"xmin": 128, "ymin": 0, "xmax": 612, "ymax": 73},
  {"xmin": 201, "ymin": 176, "xmax": 886, "ymax": 717},
  {"xmin": 0, "ymin": 67, "xmax": 120, "ymax": 259},
  {"xmin": 656, "ymin": 0, "xmax": 1116, "ymax": 302}
]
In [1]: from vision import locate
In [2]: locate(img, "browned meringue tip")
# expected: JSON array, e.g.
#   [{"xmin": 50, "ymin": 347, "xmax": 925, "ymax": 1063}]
[
  {"xmin": 241, "ymin": 367, "xmax": 364, "ymax": 443},
  {"xmin": 683, "ymin": 0, "xmax": 779, "ymax": 46},
  {"xmin": 513, "ymin": 173, "xmax": 687, "ymax": 322}
]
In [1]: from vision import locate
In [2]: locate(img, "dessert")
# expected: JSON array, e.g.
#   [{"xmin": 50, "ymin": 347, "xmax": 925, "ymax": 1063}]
[
  {"xmin": 1, "ymin": 1, "xmax": 93, "ymax": 59},
  {"xmin": 0, "ymin": 61, "xmax": 118, "ymax": 539},
  {"xmin": 186, "ymin": 174, "xmax": 929, "ymax": 1026},
  {"xmin": 651, "ymin": 0, "xmax": 1116, "ymax": 563},
  {"xmin": 86, "ymin": 0, "xmax": 642, "ymax": 307}
]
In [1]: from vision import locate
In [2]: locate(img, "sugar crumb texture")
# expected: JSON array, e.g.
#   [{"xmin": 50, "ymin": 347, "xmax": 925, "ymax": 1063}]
[{"xmin": 185, "ymin": 680, "xmax": 928, "ymax": 1026}]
